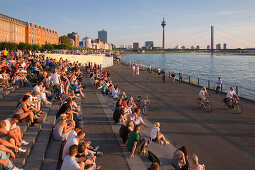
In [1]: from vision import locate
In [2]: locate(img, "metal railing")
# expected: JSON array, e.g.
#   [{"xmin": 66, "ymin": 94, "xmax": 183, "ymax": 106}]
[{"xmin": 121, "ymin": 61, "xmax": 255, "ymax": 101}]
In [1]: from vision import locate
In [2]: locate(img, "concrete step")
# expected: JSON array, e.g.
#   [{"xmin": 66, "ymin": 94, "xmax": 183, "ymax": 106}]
[
  {"xmin": 12, "ymin": 107, "xmax": 50, "ymax": 168},
  {"xmin": 42, "ymin": 98, "xmax": 83, "ymax": 170},
  {"xmin": 23, "ymin": 102, "xmax": 59, "ymax": 170},
  {"xmin": 0, "ymin": 85, "xmax": 19, "ymax": 99},
  {"xmin": 41, "ymin": 137, "xmax": 62, "ymax": 170}
]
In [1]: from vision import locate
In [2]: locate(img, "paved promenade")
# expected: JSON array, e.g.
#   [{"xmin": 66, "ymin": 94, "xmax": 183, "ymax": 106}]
[
  {"xmin": 82, "ymin": 75, "xmax": 129, "ymax": 170},
  {"xmin": 106, "ymin": 63, "xmax": 255, "ymax": 170}
]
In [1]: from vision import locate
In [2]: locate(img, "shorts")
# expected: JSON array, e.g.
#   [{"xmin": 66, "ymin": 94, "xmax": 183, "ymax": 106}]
[{"xmin": 199, "ymin": 95, "xmax": 205, "ymax": 101}]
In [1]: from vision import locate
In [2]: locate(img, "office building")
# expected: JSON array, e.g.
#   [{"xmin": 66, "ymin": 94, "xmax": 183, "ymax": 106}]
[
  {"xmin": 82, "ymin": 36, "xmax": 112, "ymax": 50},
  {"xmin": 0, "ymin": 13, "xmax": 59, "ymax": 45},
  {"xmin": 98, "ymin": 29, "xmax": 107, "ymax": 43},
  {"xmin": 207, "ymin": 45, "xmax": 210, "ymax": 50},
  {"xmin": 191, "ymin": 46, "xmax": 195, "ymax": 50},
  {"xmin": 67, "ymin": 32, "xmax": 79, "ymax": 47},
  {"xmin": 133, "ymin": 42, "xmax": 139, "ymax": 50},
  {"xmin": 223, "ymin": 43, "xmax": 227, "ymax": 50},
  {"xmin": 216, "ymin": 43, "xmax": 221, "ymax": 50},
  {"xmin": 145, "ymin": 41, "xmax": 154, "ymax": 48},
  {"xmin": 196, "ymin": 45, "xmax": 200, "ymax": 49}
]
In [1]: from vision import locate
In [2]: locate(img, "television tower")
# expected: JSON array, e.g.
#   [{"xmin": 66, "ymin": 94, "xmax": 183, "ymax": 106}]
[
  {"xmin": 161, "ymin": 18, "xmax": 166, "ymax": 50},
  {"xmin": 211, "ymin": 25, "xmax": 214, "ymax": 54}
]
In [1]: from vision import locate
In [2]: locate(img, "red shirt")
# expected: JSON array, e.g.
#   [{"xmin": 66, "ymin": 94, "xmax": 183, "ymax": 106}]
[{"xmin": 121, "ymin": 101, "xmax": 127, "ymax": 109}]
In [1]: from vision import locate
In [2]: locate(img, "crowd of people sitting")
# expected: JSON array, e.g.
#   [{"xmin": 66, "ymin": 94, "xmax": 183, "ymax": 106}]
[
  {"xmin": 0, "ymin": 49, "xmax": 103, "ymax": 170},
  {"xmin": 88, "ymin": 62, "xmax": 206, "ymax": 170}
]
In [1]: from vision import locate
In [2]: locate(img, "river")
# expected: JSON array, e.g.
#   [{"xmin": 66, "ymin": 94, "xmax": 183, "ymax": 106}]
[{"xmin": 121, "ymin": 53, "xmax": 255, "ymax": 101}]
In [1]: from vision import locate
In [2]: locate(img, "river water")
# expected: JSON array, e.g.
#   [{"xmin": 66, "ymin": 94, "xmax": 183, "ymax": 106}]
[{"xmin": 121, "ymin": 53, "xmax": 255, "ymax": 101}]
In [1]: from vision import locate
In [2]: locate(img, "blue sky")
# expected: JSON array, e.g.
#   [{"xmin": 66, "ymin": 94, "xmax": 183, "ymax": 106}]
[{"xmin": 1, "ymin": 0, "xmax": 255, "ymax": 48}]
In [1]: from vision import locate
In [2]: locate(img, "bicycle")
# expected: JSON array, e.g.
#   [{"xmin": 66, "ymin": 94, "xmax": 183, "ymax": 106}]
[
  {"xmin": 196, "ymin": 97, "xmax": 213, "ymax": 112},
  {"xmin": 222, "ymin": 98, "xmax": 243, "ymax": 114},
  {"xmin": 135, "ymin": 96, "xmax": 152, "ymax": 115}
]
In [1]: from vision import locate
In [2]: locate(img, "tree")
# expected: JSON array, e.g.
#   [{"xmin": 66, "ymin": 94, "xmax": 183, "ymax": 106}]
[
  {"xmin": 31, "ymin": 44, "xmax": 40, "ymax": 51},
  {"xmin": 0, "ymin": 42, "xmax": 17, "ymax": 51},
  {"xmin": 18, "ymin": 42, "xmax": 31, "ymax": 51},
  {"xmin": 59, "ymin": 36, "xmax": 73, "ymax": 46},
  {"xmin": 41, "ymin": 43, "xmax": 54, "ymax": 51}
]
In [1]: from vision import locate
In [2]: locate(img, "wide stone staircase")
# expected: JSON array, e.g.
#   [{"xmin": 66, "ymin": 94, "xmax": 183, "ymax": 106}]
[{"xmin": 0, "ymin": 82, "xmax": 83, "ymax": 170}]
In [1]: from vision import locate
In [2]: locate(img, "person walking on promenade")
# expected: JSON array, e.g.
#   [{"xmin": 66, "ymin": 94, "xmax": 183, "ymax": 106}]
[
  {"xmin": 171, "ymin": 72, "xmax": 176, "ymax": 83},
  {"xmin": 148, "ymin": 65, "xmax": 152, "ymax": 74},
  {"xmin": 136, "ymin": 65, "xmax": 140, "ymax": 75},
  {"xmin": 179, "ymin": 71, "xmax": 183, "ymax": 83},
  {"xmin": 216, "ymin": 77, "xmax": 222, "ymax": 94},
  {"xmin": 162, "ymin": 71, "xmax": 166, "ymax": 83},
  {"xmin": 132, "ymin": 63, "xmax": 136, "ymax": 76}
]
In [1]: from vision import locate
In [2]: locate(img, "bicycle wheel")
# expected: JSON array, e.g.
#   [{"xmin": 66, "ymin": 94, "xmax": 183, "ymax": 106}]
[
  {"xmin": 233, "ymin": 103, "xmax": 243, "ymax": 114},
  {"xmin": 205, "ymin": 102, "xmax": 213, "ymax": 112}
]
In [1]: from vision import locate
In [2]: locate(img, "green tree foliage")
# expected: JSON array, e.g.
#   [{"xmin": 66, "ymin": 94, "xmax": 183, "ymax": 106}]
[
  {"xmin": 18, "ymin": 42, "xmax": 31, "ymax": 50},
  {"xmin": 31, "ymin": 44, "xmax": 40, "ymax": 51},
  {"xmin": 0, "ymin": 42, "xmax": 18, "ymax": 51},
  {"xmin": 59, "ymin": 36, "xmax": 73, "ymax": 46},
  {"xmin": 42, "ymin": 43, "xmax": 54, "ymax": 51}
]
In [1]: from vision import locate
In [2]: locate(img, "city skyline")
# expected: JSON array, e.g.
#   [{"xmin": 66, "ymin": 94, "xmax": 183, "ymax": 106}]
[{"xmin": 2, "ymin": 0, "xmax": 255, "ymax": 49}]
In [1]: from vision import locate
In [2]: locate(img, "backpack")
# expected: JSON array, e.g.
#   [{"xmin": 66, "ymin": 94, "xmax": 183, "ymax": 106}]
[{"xmin": 148, "ymin": 150, "xmax": 160, "ymax": 165}]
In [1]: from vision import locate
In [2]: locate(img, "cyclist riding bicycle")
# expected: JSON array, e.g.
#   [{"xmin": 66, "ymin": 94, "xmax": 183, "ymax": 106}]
[
  {"xmin": 198, "ymin": 87, "xmax": 209, "ymax": 104},
  {"xmin": 226, "ymin": 87, "xmax": 239, "ymax": 106}
]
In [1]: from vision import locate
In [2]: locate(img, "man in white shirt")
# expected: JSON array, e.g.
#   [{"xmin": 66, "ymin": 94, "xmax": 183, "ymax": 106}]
[
  {"xmin": 226, "ymin": 87, "xmax": 239, "ymax": 104},
  {"xmin": 51, "ymin": 69, "xmax": 62, "ymax": 98},
  {"xmin": 67, "ymin": 122, "xmax": 83, "ymax": 141},
  {"xmin": 62, "ymin": 130, "xmax": 85, "ymax": 160}
]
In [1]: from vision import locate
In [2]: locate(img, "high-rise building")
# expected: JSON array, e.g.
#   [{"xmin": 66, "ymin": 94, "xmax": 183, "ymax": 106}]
[
  {"xmin": 196, "ymin": 45, "xmax": 200, "ymax": 49},
  {"xmin": 98, "ymin": 29, "xmax": 107, "ymax": 43},
  {"xmin": 133, "ymin": 42, "xmax": 139, "ymax": 50},
  {"xmin": 145, "ymin": 41, "xmax": 154, "ymax": 48},
  {"xmin": 191, "ymin": 46, "xmax": 195, "ymax": 50},
  {"xmin": 216, "ymin": 43, "xmax": 221, "ymax": 50},
  {"xmin": 223, "ymin": 43, "xmax": 227, "ymax": 50},
  {"xmin": 0, "ymin": 13, "xmax": 58, "ymax": 45},
  {"xmin": 67, "ymin": 32, "xmax": 79, "ymax": 47},
  {"xmin": 207, "ymin": 45, "xmax": 210, "ymax": 50}
]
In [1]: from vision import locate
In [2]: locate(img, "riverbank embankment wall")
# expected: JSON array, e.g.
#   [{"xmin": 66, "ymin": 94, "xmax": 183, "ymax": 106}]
[{"xmin": 36, "ymin": 53, "xmax": 113, "ymax": 68}]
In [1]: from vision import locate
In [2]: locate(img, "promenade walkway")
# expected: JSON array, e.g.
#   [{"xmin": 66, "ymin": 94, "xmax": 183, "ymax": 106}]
[
  {"xmin": 82, "ymin": 75, "xmax": 129, "ymax": 169},
  {"xmin": 106, "ymin": 63, "xmax": 255, "ymax": 170}
]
